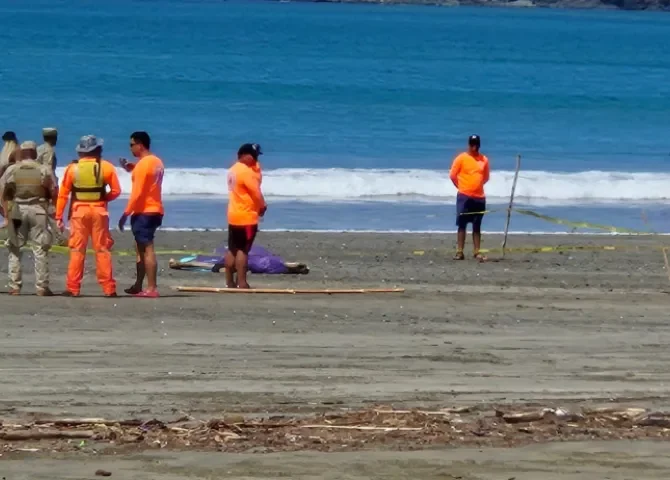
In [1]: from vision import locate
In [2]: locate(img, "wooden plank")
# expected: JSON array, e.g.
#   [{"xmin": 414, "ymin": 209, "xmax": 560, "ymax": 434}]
[
  {"xmin": 298, "ymin": 425, "xmax": 421, "ymax": 431},
  {"xmin": 0, "ymin": 430, "xmax": 95, "ymax": 441},
  {"xmin": 33, "ymin": 418, "xmax": 143, "ymax": 427},
  {"xmin": 172, "ymin": 286, "xmax": 404, "ymax": 294}
]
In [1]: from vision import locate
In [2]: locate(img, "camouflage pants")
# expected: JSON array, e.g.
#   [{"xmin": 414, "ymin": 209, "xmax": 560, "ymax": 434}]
[
  {"xmin": 6, "ymin": 204, "xmax": 52, "ymax": 291},
  {"xmin": 46, "ymin": 203, "xmax": 66, "ymax": 246}
]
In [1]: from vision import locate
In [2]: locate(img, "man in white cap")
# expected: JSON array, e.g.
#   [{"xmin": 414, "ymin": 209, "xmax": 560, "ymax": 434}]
[
  {"xmin": 0, "ymin": 141, "xmax": 58, "ymax": 295},
  {"xmin": 37, "ymin": 128, "xmax": 58, "ymax": 172}
]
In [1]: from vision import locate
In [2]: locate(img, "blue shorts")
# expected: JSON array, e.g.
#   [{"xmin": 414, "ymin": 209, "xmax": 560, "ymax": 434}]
[
  {"xmin": 456, "ymin": 193, "xmax": 486, "ymax": 232},
  {"xmin": 131, "ymin": 214, "xmax": 163, "ymax": 246}
]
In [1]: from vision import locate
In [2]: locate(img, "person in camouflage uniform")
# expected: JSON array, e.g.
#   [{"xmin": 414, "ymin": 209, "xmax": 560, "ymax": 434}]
[
  {"xmin": 36, "ymin": 128, "xmax": 58, "ymax": 172},
  {"xmin": 0, "ymin": 141, "xmax": 58, "ymax": 296},
  {"xmin": 36, "ymin": 128, "xmax": 65, "ymax": 245}
]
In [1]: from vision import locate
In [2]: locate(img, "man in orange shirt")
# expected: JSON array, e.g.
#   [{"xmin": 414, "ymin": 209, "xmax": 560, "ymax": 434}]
[
  {"xmin": 56, "ymin": 135, "xmax": 122, "ymax": 297},
  {"xmin": 449, "ymin": 135, "xmax": 490, "ymax": 261},
  {"xmin": 225, "ymin": 143, "xmax": 266, "ymax": 289},
  {"xmin": 118, "ymin": 131, "xmax": 165, "ymax": 298}
]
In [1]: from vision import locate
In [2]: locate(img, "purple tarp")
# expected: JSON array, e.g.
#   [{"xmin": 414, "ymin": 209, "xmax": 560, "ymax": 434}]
[{"xmin": 192, "ymin": 244, "xmax": 289, "ymax": 274}]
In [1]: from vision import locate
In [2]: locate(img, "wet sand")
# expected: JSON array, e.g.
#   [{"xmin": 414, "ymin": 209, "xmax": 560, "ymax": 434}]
[
  {"xmin": 3, "ymin": 441, "xmax": 670, "ymax": 480},
  {"xmin": 1, "ymin": 230, "xmax": 670, "ymax": 477}
]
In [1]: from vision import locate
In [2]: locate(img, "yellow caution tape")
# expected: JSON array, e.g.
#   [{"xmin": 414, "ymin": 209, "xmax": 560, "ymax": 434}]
[
  {"xmin": 46, "ymin": 245, "xmax": 212, "ymax": 256},
  {"xmin": 513, "ymin": 208, "xmax": 652, "ymax": 234},
  {"xmin": 479, "ymin": 244, "xmax": 624, "ymax": 254},
  {"xmin": 413, "ymin": 244, "xmax": 653, "ymax": 256},
  {"xmin": 460, "ymin": 207, "xmax": 654, "ymax": 235},
  {"xmin": 0, "ymin": 242, "xmax": 211, "ymax": 257}
]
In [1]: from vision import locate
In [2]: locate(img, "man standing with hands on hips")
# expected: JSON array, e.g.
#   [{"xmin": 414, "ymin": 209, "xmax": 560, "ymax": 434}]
[
  {"xmin": 224, "ymin": 143, "xmax": 266, "ymax": 289},
  {"xmin": 118, "ymin": 131, "xmax": 165, "ymax": 298},
  {"xmin": 450, "ymin": 134, "xmax": 490, "ymax": 261}
]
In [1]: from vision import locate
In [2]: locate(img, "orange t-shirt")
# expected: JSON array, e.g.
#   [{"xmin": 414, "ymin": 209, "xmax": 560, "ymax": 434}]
[
  {"xmin": 449, "ymin": 152, "xmax": 490, "ymax": 199},
  {"xmin": 55, "ymin": 158, "xmax": 122, "ymax": 220},
  {"xmin": 227, "ymin": 161, "xmax": 265, "ymax": 226},
  {"xmin": 124, "ymin": 154, "xmax": 165, "ymax": 216}
]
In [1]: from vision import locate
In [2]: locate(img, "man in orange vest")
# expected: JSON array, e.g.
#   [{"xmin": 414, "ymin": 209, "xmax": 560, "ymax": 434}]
[
  {"xmin": 118, "ymin": 131, "xmax": 165, "ymax": 298},
  {"xmin": 225, "ymin": 143, "xmax": 267, "ymax": 289},
  {"xmin": 449, "ymin": 135, "xmax": 490, "ymax": 261},
  {"xmin": 55, "ymin": 135, "xmax": 122, "ymax": 297}
]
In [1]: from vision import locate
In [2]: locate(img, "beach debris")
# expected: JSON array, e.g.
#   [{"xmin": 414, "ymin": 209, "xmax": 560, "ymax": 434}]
[
  {"xmin": 496, "ymin": 408, "xmax": 553, "ymax": 424},
  {"xmin": 496, "ymin": 406, "xmax": 589, "ymax": 424},
  {"xmin": 33, "ymin": 417, "xmax": 144, "ymax": 427},
  {"xmin": 300, "ymin": 425, "xmax": 422, "ymax": 432},
  {"xmin": 1, "ymin": 404, "xmax": 669, "ymax": 454},
  {"xmin": 0, "ymin": 429, "xmax": 95, "ymax": 441},
  {"xmin": 95, "ymin": 470, "xmax": 112, "ymax": 477},
  {"xmin": 581, "ymin": 407, "xmax": 647, "ymax": 420},
  {"xmin": 634, "ymin": 412, "xmax": 670, "ymax": 428}
]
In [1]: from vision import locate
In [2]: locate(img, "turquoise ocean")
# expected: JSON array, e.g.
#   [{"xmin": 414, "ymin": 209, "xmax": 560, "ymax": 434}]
[{"xmin": 2, "ymin": 0, "xmax": 669, "ymax": 233}]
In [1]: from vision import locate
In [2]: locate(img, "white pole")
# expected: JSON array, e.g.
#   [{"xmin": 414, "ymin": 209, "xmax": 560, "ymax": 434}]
[{"xmin": 502, "ymin": 154, "xmax": 521, "ymax": 258}]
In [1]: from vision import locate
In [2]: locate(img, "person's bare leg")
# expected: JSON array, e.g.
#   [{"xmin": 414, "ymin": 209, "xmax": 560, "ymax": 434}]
[
  {"xmin": 473, "ymin": 231, "xmax": 481, "ymax": 256},
  {"xmin": 144, "ymin": 242, "xmax": 158, "ymax": 291},
  {"xmin": 454, "ymin": 227, "xmax": 466, "ymax": 259},
  {"xmin": 224, "ymin": 251, "xmax": 236, "ymax": 288},
  {"xmin": 125, "ymin": 243, "xmax": 145, "ymax": 294},
  {"xmin": 235, "ymin": 251, "xmax": 250, "ymax": 289},
  {"xmin": 458, "ymin": 228, "xmax": 467, "ymax": 252}
]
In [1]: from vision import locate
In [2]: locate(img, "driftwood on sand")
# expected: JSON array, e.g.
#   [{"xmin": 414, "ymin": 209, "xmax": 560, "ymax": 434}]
[
  {"xmin": 3, "ymin": 405, "xmax": 670, "ymax": 453},
  {"xmin": 0, "ymin": 430, "xmax": 95, "ymax": 441}
]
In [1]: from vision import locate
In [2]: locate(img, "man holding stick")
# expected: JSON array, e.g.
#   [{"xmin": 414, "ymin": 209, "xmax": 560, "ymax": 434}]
[{"xmin": 450, "ymin": 134, "xmax": 490, "ymax": 261}]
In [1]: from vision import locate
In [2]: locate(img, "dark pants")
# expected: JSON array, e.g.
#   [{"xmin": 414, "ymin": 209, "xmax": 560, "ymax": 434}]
[
  {"xmin": 456, "ymin": 193, "xmax": 485, "ymax": 233},
  {"xmin": 131, "ymin": 214, "xmax": 163, "ymax": 246},
  {"xmin": 228, "ymin": 224, "xmax": 258, "ymax": 255}
]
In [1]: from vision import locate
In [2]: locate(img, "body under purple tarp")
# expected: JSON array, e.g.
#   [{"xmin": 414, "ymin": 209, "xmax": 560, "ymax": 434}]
[{"xmin": 189, "ymin": 245, "xmax": 289, "ymax": 274}]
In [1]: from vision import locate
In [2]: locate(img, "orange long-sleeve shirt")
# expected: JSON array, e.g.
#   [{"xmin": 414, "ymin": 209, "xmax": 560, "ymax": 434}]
[
  {"xmin": 124, "ymin": 154, "xmax": 165, "ymax": 216},
  {"xmin": 449, "ymin": 152, "xmax": 490, "ymax": 199},
  {"xmin": 55, "ymin": 158, "xmax": 122, "ymax": 220},
  {"xmin": 227, "ymin": 161, "xmax": 266, "ymax": 226}
]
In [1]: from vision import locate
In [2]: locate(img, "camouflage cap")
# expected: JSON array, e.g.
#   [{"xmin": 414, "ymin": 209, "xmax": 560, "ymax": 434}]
[
  {"xmin": 42, "ymin": 127, "xmax": 58, "ymax": 136},
  {"xmin": 76, "ymin": 135, "xmax": 104, "ymax": 153},
  {"xmin": 20, "ymin": 141, "xmax": 38, "ymax": 150}
]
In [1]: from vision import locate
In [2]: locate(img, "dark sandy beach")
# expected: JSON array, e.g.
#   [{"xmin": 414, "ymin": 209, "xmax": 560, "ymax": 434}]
[{"xmin": 1, "ymin": 230, "xmax": 670, "ymax": 478}]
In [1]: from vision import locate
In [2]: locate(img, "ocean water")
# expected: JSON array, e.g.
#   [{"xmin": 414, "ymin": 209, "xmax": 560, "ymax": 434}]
[{"xmin": 2, "ymin": 0, "xmax": 670, "ymax": 233}]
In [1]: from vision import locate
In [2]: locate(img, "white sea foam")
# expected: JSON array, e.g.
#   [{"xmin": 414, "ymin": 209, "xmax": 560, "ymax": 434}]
[{"xmin": 54, "ymin": 167, "xmax": 670, "ymax": 205}]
